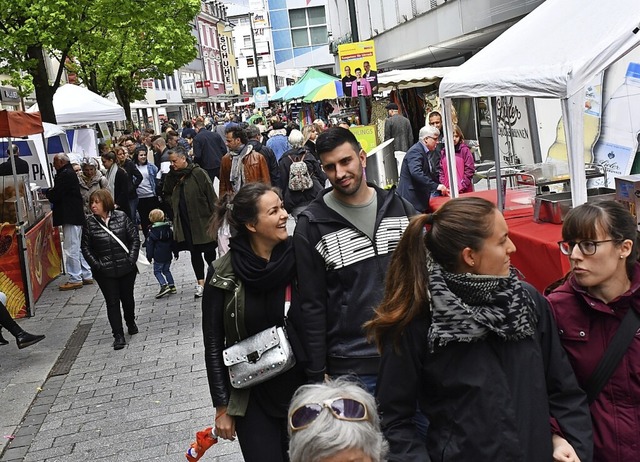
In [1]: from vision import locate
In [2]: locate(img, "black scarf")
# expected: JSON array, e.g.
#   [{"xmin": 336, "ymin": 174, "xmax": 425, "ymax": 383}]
[
  {"xmin": 229, "ymin": 234, "xmax": 295, "ymax": 291},
  {"xmin": 427, "ymin": 258, "xmax": 537, "ymax": 352}
]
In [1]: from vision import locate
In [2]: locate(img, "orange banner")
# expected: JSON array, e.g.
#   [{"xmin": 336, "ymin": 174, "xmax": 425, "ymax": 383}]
[{"xmin": 0, "ymin": 223, "xmax": 26, "ymax": 318}]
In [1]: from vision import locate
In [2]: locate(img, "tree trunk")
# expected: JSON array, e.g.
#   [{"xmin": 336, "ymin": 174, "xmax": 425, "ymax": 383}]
[
  {"xmin": 113, "ymin": 76, "xmax": 134, "ymax": 132},
  {"xmin": 27, "ymin": 45, "xmax": 57, "ymax": 124}
]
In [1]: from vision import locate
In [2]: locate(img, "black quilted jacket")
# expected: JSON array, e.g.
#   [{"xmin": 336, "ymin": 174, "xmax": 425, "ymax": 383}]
[{"xmin": 81, "ymin": 211, "xmax": 139, "ymax": 278}]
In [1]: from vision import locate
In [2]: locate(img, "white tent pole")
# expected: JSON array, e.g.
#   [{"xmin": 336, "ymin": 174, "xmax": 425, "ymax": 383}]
[
  {"xmin": 442, "ymin": 98, "xmax": 459, "ymax": 198},
  {"xmin": 8, "ymin": 138, "xmax": 25, "ymax": 224},
  {"xmin": 562, "ymin": 91, "xmax": 587, "ymax": 207},
  {"xmin": 489, "ymin": 97, "xmax": 505, "ymax": 211},
  {"xmin": 38, "ymin": 132, "xmax": 53, "ymax": 187}
]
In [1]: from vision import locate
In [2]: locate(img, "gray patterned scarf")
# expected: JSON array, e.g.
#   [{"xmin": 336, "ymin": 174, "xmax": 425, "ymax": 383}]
[
  {"xmin": 427, "ymin": 258, "xmax": 537, "ymax": 352},
  {"xmin": 229, "ymin": 144, "xmax": 252, "ymax": 193}
]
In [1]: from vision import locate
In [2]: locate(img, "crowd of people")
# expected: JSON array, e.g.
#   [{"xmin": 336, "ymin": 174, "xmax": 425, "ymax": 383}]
[{"xmin": 3, "ymin": 105, "xmax": 640, "ymax": 462}]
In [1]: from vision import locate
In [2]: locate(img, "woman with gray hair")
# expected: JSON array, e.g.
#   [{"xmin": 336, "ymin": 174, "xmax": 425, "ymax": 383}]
[
  {"xmin": 288, "ymin": 378, "xmax": 388, "ymax": 462},
  {"xmin": 78, "ymin": 157, "xmax": 108, "ymax": 216}
]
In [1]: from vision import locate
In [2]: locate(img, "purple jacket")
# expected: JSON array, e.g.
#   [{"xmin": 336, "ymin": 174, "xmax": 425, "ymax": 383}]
[
  {"xmin": 439, "ymin": 142, "xmax": 475, "ymax": 194},
  {"xmin": 546, "ymin": 263, "xmax": 640, "ymax": 462}
]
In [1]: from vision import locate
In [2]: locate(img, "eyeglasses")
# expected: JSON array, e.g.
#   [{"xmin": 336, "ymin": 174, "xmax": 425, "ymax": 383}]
[
  {"xmin": 557, "ymin": 239, "xmax": 619, "ymax": 256},
  {"xmin": 289, "ymin": 398, "xmax": 368, "ymax": 431}
]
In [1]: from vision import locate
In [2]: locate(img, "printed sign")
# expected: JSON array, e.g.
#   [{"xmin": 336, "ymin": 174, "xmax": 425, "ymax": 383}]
[
  {"xmin": 253, "ymin": 87, "xmax": 269, "ymax": 108},
  {"xmin": 338, "ymin": 41, "xmax": 378, "ymax": 96}
]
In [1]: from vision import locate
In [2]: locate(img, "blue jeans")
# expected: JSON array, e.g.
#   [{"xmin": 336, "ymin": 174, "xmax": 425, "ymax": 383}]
[
  {"xmin": 357, "ymin": 374, "xmax": 377, "ymax": 395},
  {"xmin": 64, "ymin": 224, "xmax": 91, "ymax": 282},
  {"xmin": 129, "ymin": 198, "xmax": 139, "ymax": 225},
  {"xmin": 153, "ymin": 261, "xmax": 174, "ymax": 286}
]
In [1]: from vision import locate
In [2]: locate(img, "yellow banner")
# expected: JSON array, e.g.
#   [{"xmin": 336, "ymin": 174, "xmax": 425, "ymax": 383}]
[
  {"xmin": 350, "ymin": 125, "xmax": 379, "ymax": 153},
  {"xmin": 338, "ymin": 41, "xmax": 378, "ymax": 95}
]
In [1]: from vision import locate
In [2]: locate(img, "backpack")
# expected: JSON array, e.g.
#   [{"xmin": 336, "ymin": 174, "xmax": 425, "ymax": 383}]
[{"xmin": 288, "ymin": 154, "xmax": 314, "ymax": 191}]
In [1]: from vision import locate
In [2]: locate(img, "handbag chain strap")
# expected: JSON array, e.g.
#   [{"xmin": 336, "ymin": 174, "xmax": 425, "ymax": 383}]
[{"xmin": 94, "ymin": 216, "xmax": 129, "ymax": 254}]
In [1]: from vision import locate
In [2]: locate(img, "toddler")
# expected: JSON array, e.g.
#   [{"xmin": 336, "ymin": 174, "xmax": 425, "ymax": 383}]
[{"xmin": 146, "ymin": 209, "xmax": 176, "ymax": 298}]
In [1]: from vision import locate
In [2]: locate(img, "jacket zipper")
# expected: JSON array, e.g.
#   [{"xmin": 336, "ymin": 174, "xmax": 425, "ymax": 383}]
[{"xmin": 233, "ymin": 285, "xmax": 241, "ymax": 341}]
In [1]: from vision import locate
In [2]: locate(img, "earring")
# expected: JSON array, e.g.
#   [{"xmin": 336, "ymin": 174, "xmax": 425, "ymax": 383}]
[
  {"xmin": 470, "ymin": 261, "xmax": 475, "ymax": 266},
  {"xmin": 620, "ymin": 255, "xmax": 625, "ymax": 259}
]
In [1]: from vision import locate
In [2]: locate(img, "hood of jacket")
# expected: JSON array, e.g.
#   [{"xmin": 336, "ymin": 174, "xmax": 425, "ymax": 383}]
[
  {"xmin": 79, "ymin": 170, "xmax": 105, "ymax": 189},
  {"xmin": 247, "ymin": 139, "xmax": 265, "ymax": 151}
]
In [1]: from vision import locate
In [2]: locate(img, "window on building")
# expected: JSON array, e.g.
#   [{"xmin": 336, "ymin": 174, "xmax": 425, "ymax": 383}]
[
  {"xmin": 289, "ymin": 6, "xmax": 327, "ymax": 48},
  {"xmin": 243, "ymin": 35, "xmax": 252, "ymax": 48}
]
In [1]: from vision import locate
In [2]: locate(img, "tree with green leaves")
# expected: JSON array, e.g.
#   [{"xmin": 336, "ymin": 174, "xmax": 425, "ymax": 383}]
[
  {"xmin": 0, "ymin": 0, "xmax": 199, "ymax": 125},
  {"xmin": 0, "ymin": 0, "xmax": 106, "ymax": 123},
  {"xmin": 68, "ymin": 0, "xmax": 199, "ymax": 127}
]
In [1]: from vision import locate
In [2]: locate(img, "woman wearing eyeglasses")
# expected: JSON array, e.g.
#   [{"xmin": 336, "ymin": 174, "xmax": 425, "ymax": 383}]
[
  {"xmin": 202, "ymin": 183, "xmax": 306, "ymax": 462},
  {"xmin": 287, "ymin": 378, "xmax": 388, "ymax": 462},
  {"xmin": 367, "ymin": 197, "xmax": 593, "ymax": 462},
  {"xmin": 546, "ymin": 200, "xmax": 640, "ymax": 462}
]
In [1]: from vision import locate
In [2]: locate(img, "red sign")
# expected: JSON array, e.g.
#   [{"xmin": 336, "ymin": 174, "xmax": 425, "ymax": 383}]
[
  {"xmin": 195, "ymin": 81, "xmax": 204, "ymax": 88},
  {"xmin": 0, "ymin": 224, "xmax": 26, "ymax": 318},
  {"xmin": 25, "ymin": 212, "xmax": 62, "ymax": 306},
  {"xmin": 204, "ymin": 80, "xmax": 211, "ymax": 87}
]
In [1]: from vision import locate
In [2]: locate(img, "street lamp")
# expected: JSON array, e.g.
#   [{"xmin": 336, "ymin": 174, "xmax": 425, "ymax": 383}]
[{"xmin": 247, "ymin": 12, "xmax": 262, "ymax": 92}]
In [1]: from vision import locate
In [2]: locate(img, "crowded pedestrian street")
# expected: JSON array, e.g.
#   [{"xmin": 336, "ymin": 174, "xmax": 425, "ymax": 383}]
[
  {"xmin": 2, "ymin": 0, "xmax": 640, "ymax": 461},
  {"xmin": 0, "ymin": 257, "xmax": 243, "ymax": 461}
]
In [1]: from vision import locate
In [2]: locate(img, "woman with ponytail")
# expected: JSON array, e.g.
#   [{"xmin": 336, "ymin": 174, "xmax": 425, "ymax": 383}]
[{"xmin": 366, "ymin": 197, "xmax": 593, "ymax": 462}]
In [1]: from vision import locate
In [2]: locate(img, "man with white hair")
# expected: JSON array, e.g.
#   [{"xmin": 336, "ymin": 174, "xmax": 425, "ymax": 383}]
[
  {"xmin": 397, "ymin": 125, "xmax": 448, "ymax": 212},
  {"xmin": 47, "ymin": 154, "xmax": 92, "ymax": 290}
]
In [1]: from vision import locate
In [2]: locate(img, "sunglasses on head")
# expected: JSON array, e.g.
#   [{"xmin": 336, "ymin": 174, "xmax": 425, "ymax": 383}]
[{"xmin": 289, "ymin": 397, "xmax": 368, "ymax": 431}]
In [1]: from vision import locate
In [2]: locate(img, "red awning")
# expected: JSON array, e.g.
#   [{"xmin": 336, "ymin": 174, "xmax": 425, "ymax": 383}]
[{"xmin": 0, "ymin": 110, "xmax": 44, "ymax": 137}]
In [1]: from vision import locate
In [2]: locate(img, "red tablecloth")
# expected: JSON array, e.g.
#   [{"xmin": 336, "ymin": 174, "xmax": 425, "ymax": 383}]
[{"xmin": 429, "ymin": 191, "xmax": 571, "ymax": 292}]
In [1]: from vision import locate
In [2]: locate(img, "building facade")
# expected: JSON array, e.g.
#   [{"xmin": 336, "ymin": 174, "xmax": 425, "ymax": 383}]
[
  {"xmin": 198, "ymin": 0, "xmax": 241, "ymax": 111},
  {"xmin": 268, "ymin": 0, "xmax": 334, "ymax": 75},
  {"xmin": 327, "ymin": 0, "xmax": 545, "ymax": 70}
]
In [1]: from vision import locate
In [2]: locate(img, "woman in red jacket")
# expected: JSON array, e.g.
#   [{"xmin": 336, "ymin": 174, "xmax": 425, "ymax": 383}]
[{"xmin": 547, "ymin": 200, "xmax": 640, "ymax": 461}]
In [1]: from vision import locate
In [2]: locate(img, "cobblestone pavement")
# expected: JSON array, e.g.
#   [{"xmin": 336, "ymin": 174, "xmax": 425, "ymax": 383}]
[{"xmin": 0, "ymin": 254, "xmax": 244, "ymax": 461}]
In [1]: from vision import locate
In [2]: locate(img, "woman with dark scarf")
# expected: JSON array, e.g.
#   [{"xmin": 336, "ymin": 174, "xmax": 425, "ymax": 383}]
[
  {"xmin": 366, "ymin": 197, "xmax": 593, "ymax": 462},
  {"xmin": 202, "ymin": 183, "xmax": 305, "ymax": 462},
  {"xmin": 100, "ymin": 151, "xmax": 131, "ymax": 219},
  {"xmin": 162, "ymin": 147, "xmax": 217, "ymax": 298}
]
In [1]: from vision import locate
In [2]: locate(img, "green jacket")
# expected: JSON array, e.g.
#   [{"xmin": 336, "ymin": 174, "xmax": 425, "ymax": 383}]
[
  {"xmin": 209, "ymin": 252, "xmax": 251, "ymax": 416},
  {"xmin": 163, "ymin": 163, "xmax": 217, "ymax": 245}
]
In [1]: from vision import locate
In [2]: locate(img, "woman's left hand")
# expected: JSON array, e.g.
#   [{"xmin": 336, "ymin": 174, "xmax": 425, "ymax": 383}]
[{"xmin": 552, "ymin": 434, "xmax": 581, "ymax": 462}]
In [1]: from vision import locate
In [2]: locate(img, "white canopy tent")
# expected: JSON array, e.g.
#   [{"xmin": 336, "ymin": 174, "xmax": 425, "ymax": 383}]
[
  {"xmin": 439, "ymin": 0, "xmax": 640, "ymax": 207},
  {"xmin": 28, "ymin": 84, "xmax": 126, "ymax": 126}
]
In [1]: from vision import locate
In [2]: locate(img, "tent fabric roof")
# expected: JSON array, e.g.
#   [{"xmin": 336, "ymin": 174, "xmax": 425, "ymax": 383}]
[
  {"xmin": 28, "ymin": 84, "xmax": 126, "ymax": 125},
  {"xmin": 439, "ymin": 0, "xmax": 640, "ymax": 99},
  {"xmin": 280, "ymin": 68, "xmax": 338, "ymax": 101},
  {"xmin": 270, "ymin": 85, "xmax": 292, "ymax": 102},
  {"xmin": 377, "ymin": 67, "xmax": 456, "ymax": 91},
  {"xmin": 0, "ymin": 110, "xmax": 43, "ymax": 137}
]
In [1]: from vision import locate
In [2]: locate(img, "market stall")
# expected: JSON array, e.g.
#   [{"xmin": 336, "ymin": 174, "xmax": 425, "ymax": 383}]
[
  {"xmin": 0, "ymin": 122, "xmax": 70, "ymax": 188},
  {"xmin": 438, "ymin": 0, "xmax": 640, "ymax": 205},
  {"xmin": 28, "ymin": 84, "xmax": 127, "ymax": 158},
  {"xmin": 0, "ymin": 111, "xmax": 62, "ymax": 318}
]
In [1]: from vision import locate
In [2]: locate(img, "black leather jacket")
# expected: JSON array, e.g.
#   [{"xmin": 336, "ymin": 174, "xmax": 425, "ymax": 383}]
[{"xmin": 81, "ymin": 210, "xmax": 139, "ymax": 278}]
